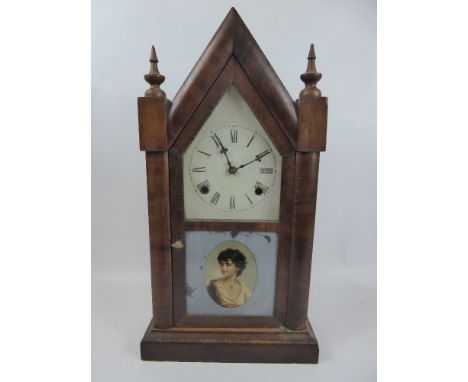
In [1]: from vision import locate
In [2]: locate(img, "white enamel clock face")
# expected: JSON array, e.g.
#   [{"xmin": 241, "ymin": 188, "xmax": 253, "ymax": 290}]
[
  {"xmin": 189, "ymin": 124, "xmax": 278, "ymax": 212},
  {"xmin": 183, "ymin": 85, "xmax": 282, "ymax": 220}
]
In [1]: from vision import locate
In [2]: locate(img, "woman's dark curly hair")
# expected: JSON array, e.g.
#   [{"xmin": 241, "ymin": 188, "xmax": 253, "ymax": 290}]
[{"xmin": 217, "ymin": 248, "xmax": 247, "ymax": 276}]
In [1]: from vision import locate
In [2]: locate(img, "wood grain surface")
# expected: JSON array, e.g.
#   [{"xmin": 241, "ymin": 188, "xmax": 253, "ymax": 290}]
[{"xmin": 138, "ymin": 7, "xmax": 328, "ymax": 363}]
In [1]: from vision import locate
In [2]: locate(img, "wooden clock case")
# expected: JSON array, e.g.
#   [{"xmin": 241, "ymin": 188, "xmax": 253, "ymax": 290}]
[{"xmin": 137, "ymin": 8, "xmax": 327, "ymax": 363}]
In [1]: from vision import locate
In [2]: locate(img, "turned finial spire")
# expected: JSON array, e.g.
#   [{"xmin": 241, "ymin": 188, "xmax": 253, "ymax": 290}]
[
  {"xmin": 144, "ymin": 46, "xmax": 166, "ymax": 98},
  {"xmin": 300, "ymin": 44, "xmax": 322, "ymax": 98}
]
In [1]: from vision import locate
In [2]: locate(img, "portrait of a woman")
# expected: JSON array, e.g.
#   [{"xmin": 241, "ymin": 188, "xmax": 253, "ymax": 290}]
[{"xmin": 206, "ymin": 248, "xmax": 252, "ymax": 308}]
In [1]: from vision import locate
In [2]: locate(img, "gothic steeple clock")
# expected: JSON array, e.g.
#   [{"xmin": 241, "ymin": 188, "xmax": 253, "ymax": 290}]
[{"xmin": 137, "ymin": 8, "xmax": 327, "ymax": 363}]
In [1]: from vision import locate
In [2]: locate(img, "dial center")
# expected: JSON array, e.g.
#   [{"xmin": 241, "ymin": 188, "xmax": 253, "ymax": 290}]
[{"xmin": 228, "ymin": 165, "xmax": 238, "ymax": 175}]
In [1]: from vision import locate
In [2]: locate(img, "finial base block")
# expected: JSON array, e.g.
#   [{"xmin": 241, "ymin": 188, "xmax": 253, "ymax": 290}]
[
  {"xmin": 138, "ymin": 97, "xmax": 169, "ymax": 151},
  {"xmin": 297, "ymin": 96, "xmax": 327, "ymax": 152}
]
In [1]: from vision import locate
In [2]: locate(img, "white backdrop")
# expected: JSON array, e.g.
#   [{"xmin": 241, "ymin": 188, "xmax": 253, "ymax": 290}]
[{"xmin": 92, "ymin": 0, "xmax": 376, "ymax": 380}]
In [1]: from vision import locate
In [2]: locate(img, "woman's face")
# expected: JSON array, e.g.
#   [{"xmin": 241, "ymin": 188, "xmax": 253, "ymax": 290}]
[{"xmin": 219, "ymin": 259, "xmax": 239, "ymax": 278}]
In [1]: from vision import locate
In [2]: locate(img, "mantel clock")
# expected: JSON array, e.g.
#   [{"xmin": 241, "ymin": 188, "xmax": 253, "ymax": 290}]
[{"xmin": 137, "ymin": 8, "xmax": 327, "ymax": 363}]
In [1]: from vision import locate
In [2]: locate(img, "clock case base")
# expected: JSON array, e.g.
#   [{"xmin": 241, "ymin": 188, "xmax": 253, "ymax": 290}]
[{"xmin": 140, "ymin": 318, "xmax": 319, "ymax": 364}]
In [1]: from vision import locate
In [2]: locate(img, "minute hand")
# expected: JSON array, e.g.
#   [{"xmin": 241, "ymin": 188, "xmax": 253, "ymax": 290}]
[{"xmin": 239, "ymin": 149, "xmax": 271, "ymax": 169}]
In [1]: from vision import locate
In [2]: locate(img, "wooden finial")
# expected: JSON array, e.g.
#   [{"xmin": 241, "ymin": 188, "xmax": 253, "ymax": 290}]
[
  {"xmin": 300, "ymin": 44, "xmax": 322, "ymax": 97},
  {"xmin": 144, "ymin": 46, "xmax": 166, "ymax": 98}
]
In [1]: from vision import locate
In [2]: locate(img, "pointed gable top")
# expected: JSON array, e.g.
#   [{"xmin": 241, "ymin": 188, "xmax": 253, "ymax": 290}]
[{"xmin": 168, "ymin": 8, "xmax": 298, "ymax": 148}]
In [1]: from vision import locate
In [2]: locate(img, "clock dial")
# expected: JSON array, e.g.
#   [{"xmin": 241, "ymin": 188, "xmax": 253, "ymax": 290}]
[
  {"xmin": 189, "ymin": 125, "xmax": 278, "ymax": 213},
  {"xmin": 183, "ymin": 84, "xmax": 282, "ymax": 220}
]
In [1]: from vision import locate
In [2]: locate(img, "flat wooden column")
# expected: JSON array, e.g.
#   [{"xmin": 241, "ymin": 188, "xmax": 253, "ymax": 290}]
[
  {"xmin": 285, "ymin": 44, "xmax": 327, "ymax": 330},
  {"xmin": 138, "ymin": 46, "xmax": 173, "ymax": 328},
  {"xmin": 285, "ymin": 152, "xmax": 320, "ymax": 330},
  {"xmin": 145, "ymin": 152, "xmax": 172, "ymax": 328}
]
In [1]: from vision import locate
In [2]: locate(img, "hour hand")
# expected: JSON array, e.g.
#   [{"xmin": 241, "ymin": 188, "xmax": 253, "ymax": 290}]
[{"xmin": 211, "ymin": 133, "xmax": 232, "ymax": 166}]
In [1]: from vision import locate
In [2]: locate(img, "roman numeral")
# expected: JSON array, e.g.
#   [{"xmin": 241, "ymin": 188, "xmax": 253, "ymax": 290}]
[
  {"xmin": 255, "ymin": 181, "xmax": 269, "ymax": 193},
  {"xmin": 245, "ymin": 193, "xmax": 253, "ymax": 205},
  {"xmin": 230, "ymin": 196, "xmax": 236, "ymax": 210},
  {"xmin": 210, "ymin": 192, "xmax": 221, "ymax": 205},
  {"xmin": 196, "ymin": 180, "xmax": 210, "ymax": 191},
  {"xmin": 246, "ymin": 135, "xmax": 255, "ymax": 148},
  {"xmin": 211, "ymin": 133, "xmax": 221, "ymax": 148},
  {"xmin": 256, "ymin": 149, "xmax": 271, "ymax": 161},
  {"xmin": 260, "ymin": 168, "xmax": 273, "ymax": 174},
  {"xmin": 197, "ymin": 150, "xmax": 211, "ymax": 158},
  {"xmin": 230, "ymin": 129, "xmax": 238, "ymax": 143},
  {"xmin": 192, "ymin": 166, "xmax": 206, "ymax": 172}
]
